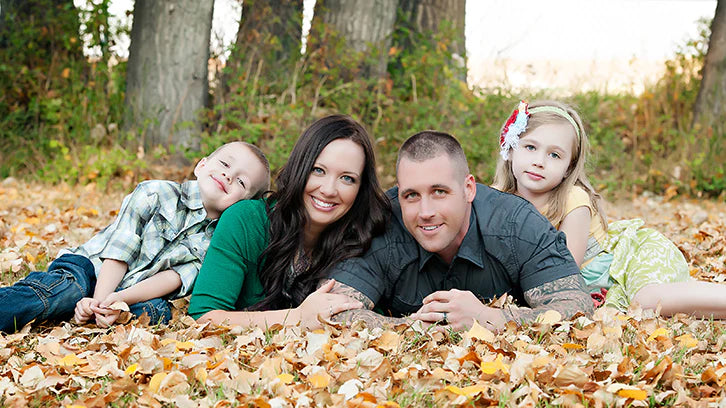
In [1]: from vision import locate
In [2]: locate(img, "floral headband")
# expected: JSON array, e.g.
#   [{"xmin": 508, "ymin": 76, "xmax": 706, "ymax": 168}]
[{"xmin": 499, "ymin": 101, "xmax": 581, "ymax": 160}]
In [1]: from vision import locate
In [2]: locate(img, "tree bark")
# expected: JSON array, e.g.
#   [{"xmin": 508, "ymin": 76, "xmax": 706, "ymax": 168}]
[
  {"xmin": 693, "ymin": 0, "xmax": 726, "ymax": 131},
  {"xmin": 398, "ymin": 0, "xmax": 466, "ymax": 59},
  {"xmin": 222, "ymin": 0, "xmax": 303, "ymax": 100},
  {"xmin": 123, "ymin": 0, "xmax": 214, "ymax": 152},
  {"xmin": 315, "ymin": 0, "xmax": 398, "ymax": 78}
]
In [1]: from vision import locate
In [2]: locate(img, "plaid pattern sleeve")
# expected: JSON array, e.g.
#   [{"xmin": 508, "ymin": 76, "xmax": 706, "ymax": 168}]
[{"xmin": 96, "ymin": 182, "xmax": 156, "ymax": 264}]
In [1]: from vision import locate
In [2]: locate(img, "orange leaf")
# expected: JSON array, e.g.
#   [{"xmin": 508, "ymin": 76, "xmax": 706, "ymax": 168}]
[
  {"xmin": 308, "ymin": 372, "xmax": 330, "ymax": 388},
  {"xmin": 617, "ymin": 388, "xmax": 647, "ymax": 400},
  {"xmin": 562, "ymin": 343, "xmax": 584, "ymax": 350}
]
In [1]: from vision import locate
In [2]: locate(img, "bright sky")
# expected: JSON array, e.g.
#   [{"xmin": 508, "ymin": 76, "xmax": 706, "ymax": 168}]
[{"xmin": 80, "ymin": 0, "xmax": 716, "ymax": 92}]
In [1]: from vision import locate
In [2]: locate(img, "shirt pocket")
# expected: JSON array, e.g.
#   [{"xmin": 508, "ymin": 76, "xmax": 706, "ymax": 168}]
[{"xmin": 181, "ymin": 232, "xmax": 208, "ymax": 262}]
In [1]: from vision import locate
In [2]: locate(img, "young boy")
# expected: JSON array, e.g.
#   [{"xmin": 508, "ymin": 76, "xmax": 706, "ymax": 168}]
[{"xmin": 0, "ymin": 141, "xmax": 270, "ymax": 333}]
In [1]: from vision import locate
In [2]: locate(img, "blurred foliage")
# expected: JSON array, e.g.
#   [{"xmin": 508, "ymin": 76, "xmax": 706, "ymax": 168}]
[
  {"xmin": 0, "ymin": 7, "xmax": 723, "ymax": 198},
  {"xmin": 0, "ymin": 0, "xmax": 142, "ymax": 188}
]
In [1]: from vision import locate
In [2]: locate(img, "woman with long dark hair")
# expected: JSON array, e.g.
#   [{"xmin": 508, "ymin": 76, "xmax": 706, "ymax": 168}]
[{"xmin": 188, "ymin": 115, "xmax": 390, "ymax": 328}]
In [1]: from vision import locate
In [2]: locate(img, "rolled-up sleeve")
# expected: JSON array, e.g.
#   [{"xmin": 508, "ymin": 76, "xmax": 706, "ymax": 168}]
[
  {"xmin": 98, "ymin": 184, "xmax": 154, "ymax": 264},
  {"xmin": 512, "ymin": 206, "xmax": 580, "ymax": 292},
  {"xmin": 327, "ymin": 234, "xmax": 390, "ymax": 305},
  {"xmin": 171, "ymin": 259, "xmax": 201, "ymax": 298}
]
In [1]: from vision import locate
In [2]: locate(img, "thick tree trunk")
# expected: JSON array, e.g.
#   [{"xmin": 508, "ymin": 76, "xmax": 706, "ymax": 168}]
[
  {"xmin": 399, "ymin": 0, "xmax": 466, "ymax": 59},
  {"xmin": 222, "ymin": 0, "xmax": 303, "ymax": 100},
  {"xmin": 693, "ymin": 0, "xmax": 726, "ymax": 131},
  {"xmin": 123, "ymin": 0, "xmax": 214, "ymax": 152},
  {"xmin": 315, "ymin": 0, "xmax": 398, "ymax": 78}
]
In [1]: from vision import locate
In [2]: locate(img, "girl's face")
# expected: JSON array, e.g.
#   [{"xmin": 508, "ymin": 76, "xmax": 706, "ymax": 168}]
[
  {"xmin": 510, "ymin": 122, "xmax": 577, "ymax": 200},
  {"xmin": 303, "ymin": 138, "xmax": 365, "ymax": 234}
]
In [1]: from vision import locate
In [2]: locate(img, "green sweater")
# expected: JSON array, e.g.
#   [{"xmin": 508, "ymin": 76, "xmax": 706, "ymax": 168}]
[{"xmin": 188, "ymin": 199, "xmax": 268, "ymax": 319}]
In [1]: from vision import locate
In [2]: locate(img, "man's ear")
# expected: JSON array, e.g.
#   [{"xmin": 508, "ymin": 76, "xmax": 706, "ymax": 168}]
[
  {"xmin": 464, "ymin": 174, "xmax": 476, "ymax": 203},
  {"xmin": 193, "ymin": 157, "xmax": 207, "ymax": 177}
]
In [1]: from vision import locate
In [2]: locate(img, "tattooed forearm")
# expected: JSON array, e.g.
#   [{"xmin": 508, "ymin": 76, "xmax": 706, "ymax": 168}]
[
  {"xmin": 501, "ymin": 274, "xmax": 594, "ymax": 324},
  {"xmin": 332, "ymin": 309, "xmax": 408, "ymax": 329},
  {"xmin": 326, "ymin": 280, "xmax": 375, "ymax": 309},
  {"xmin": 325, "ymin": 280, "xmax": 407, "ymax": 328}
]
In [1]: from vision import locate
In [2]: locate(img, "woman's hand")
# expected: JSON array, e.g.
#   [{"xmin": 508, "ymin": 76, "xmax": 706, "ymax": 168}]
[{"xmin": 295, "ymin": 280, "xmax": 363, "ymax": 329}]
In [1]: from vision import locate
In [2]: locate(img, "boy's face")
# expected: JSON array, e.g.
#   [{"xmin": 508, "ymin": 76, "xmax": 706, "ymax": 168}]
[{"xmin": 194, "ymin": 143, "xmax": 267, "ymax": 219}]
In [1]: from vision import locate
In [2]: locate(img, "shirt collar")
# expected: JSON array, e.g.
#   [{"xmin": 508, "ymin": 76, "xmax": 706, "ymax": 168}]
[
  {"xmin": 416, "ymin": 208, "xmax": 484, "ymax": 271},
  {"xmin": 181, "ymin": 180, "xmax": 205, "ymax": 211}
]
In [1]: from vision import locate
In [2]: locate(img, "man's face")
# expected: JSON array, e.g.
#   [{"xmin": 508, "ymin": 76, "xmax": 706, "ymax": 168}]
[
  {"xmin": 397, "ymin": 154, "xmax": 476, "ymax": 263},
  {"xmin": 194, "ymin": 143, "xmax": 268, "ymax": 219}
]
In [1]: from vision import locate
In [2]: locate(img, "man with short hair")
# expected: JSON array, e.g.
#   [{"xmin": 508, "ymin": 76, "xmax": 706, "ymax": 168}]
[{"xmin": 328, "ymin": 131, "xmax": 593, "ymax": 330}]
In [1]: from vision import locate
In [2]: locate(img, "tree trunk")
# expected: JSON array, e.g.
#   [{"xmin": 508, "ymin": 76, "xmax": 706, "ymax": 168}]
[
  {"xmin": 123, "ymin": 0, "xmax": 214, "ymax": 153},
  {"xmin": 315, "ymin": 0, "xmax": 398, "ymax": 78},
  {"xmin": 222, "ymin": 0, "xmax": 303, "ymax": 101},
  {"xmin": 693, "ymin": 0, "xmax": 726, "ymax": 132},
  {"xmin": 399, "ymin": 0, "xmax": 466, "ymax": 59}
]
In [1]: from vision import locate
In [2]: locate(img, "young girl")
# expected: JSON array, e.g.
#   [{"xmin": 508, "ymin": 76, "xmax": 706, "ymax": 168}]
[{"xmin": 493, "ymin": 100, "xmax": 726, "ymax": 317}]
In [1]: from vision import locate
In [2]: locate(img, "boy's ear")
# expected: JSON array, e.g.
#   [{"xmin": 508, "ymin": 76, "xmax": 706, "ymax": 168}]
[{"xmin": 193, "ymin": 157, "xmax": 208, "ymax": 177}]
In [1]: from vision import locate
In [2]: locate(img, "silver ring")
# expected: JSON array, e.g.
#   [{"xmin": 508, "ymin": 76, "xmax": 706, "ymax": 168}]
[
  {"xmin": 442, "ymin": 312, "xmax": 448, "ymax": 324},
  {"xmin": 329, "ymin": 306, "xmax": 333, "ymax": 315}
]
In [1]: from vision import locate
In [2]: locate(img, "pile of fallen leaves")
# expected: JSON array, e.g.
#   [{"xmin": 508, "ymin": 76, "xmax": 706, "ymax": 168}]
[{"xmin": 1, "ymin": 178, "xmax": 726, "ymax": 407}]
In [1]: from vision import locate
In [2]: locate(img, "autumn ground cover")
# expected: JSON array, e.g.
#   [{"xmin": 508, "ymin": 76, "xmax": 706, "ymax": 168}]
[{"xmin": 1, "ymin": 178, "xmax": 725, "ymax": 407}]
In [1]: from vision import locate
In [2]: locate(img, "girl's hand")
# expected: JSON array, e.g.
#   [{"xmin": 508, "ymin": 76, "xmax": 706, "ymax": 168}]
[{"xmin": 295, "ymin": 280, "xmax": 363, "ymax": 329}]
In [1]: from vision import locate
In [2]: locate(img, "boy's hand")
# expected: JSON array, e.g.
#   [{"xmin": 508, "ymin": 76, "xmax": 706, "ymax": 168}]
[
  {"xmin": 91, "ymin": 292, "xmax": 124, "ymax": 328},
  {"xmin": 74, "ymin": 298, "xmax": 100, "ymax": 324}
]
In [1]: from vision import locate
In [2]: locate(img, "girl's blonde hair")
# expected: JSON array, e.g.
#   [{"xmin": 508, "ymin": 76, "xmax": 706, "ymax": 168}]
[{"xmin": 492, "ymin": 100, "xmax": 607, "ymax": 229}]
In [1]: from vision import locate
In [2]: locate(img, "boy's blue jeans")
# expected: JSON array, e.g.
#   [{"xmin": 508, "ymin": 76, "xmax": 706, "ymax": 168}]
[{"xmin": 0, "ymin": 254, "xmax": 172, "ymax": 333}]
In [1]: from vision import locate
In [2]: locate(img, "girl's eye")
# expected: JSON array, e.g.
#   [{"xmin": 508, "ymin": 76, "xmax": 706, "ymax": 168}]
[
  {"xmin": 312, "ymin": 167, "xmax": 324, "ymax": 175},
  {"xmin": 237, "ymin": 178, "xmax": 246, "ymax": 188},
  {"xmin": 550, "ymin": 152, "xmax": 561, "ymax": 159},
  {"xmin": 524, "ymin": 145, "xmax": 535, "ymax": 151},
  {"xmin": 341, "ymin": 175, "xmax": 356, "ymax": 184}
]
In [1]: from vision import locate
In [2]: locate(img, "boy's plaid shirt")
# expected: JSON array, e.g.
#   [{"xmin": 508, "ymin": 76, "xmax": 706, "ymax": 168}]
[{"xmin": 59, "ymin": 180, "xmax": 216, "ymax": 298}]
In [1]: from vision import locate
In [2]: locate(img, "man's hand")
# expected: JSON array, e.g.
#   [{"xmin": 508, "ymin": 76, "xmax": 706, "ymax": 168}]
[
  {"xmin": 411, "ymin": 289, "xmax": 506, "ymax": 331},
  {"xmin": 74, "ymin": 297, "xmax": 100, "ymax": 324}
]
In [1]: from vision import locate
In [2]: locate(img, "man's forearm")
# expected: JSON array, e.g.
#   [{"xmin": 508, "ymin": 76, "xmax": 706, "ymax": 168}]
[
  {"xmin": 332, "ymin": 309, "xmax": 408, "ymax": 329},
  {"xmin": 502, "ymin": 274, "xmax": 594, "ymax": 325}
]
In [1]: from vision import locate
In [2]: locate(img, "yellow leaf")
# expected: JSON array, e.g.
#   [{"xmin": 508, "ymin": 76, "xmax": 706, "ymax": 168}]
[
  {"xmin": 65, "ymin": 405, "xmax": 86, "ymax": 408},
  {"xmin": 308, "ymin": 372, "xmax": 330, "ymax": 388},
  {"xmin": 536, "ymin": 310, "xmax": 561, "ymax": 324},
  {"xmin": 465, "ymin": 320, "xmax": 495, "ymax": 342},
  {"xmin": 148, "ymin": 372, "xmax": 167, "ymax": 393},
  {"xmin": 58, "ymin": 353, "xmax": 86, "ymax": 367},
  {"xmin": 161, "ymin": 357, "xmax": 174, "ymax": 371},
  {"xmin": 61, "ymin": 68, "xmax": 71, "ymax": 78},
  {"xmin": 175, "ymin": 341, "xmax": 194, "ymax": 352},
  {"xmin": 194, "ymin": 367, "xmax": 207, "ymax": 383},
  {"xmin": 676, "ymin": 333, "xmax": 698, "ymax": 348},
  {"xmin": 376, "ymin": 403, "xmax": 401, "ymax": 408},
  {"xmin": 107, "ymin": 301, "xmax": 130, "ymax": 311},
  {"xmin": 647, "ymin": 327, "xmax": 669, "ymax": 342},
  {"xmin": 160, "ymin": 338, "xmax": 177, "ymax": 347},
  {"xmin": 480, "ymin": 354, "xmax": 509, "ymax": 375},
  {"xmin": 617, "ymin": 388, "xmax": 647, "ymax": 400},
  {"xmin": 125, "ymin": 363, "xmax": 138, "ymax": 376},
  {"xmin": 277, "ymin": 373, "xmax": 294, "ymax": 384},
  {"xmin": 562, "ymin": 343, "xmax": 584, "ymax": 350}
]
